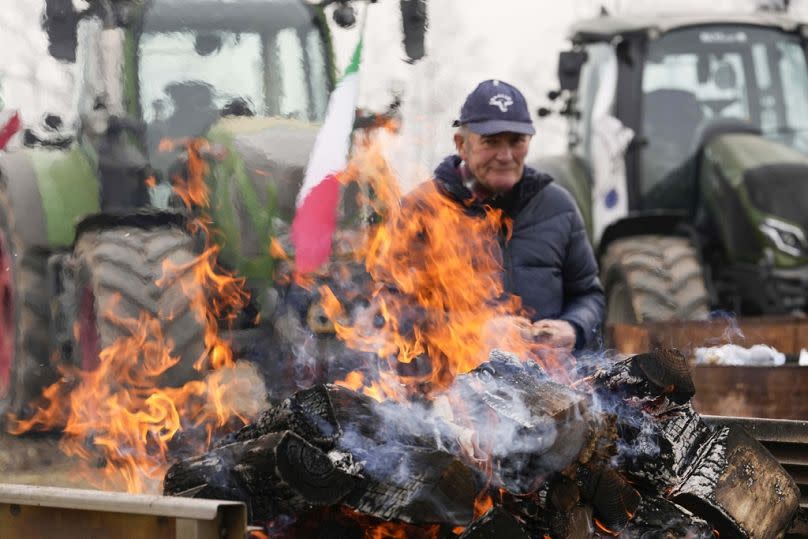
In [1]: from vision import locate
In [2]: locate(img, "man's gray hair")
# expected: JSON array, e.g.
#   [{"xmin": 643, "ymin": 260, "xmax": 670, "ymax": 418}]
[{"xmin": 456, "ymin": 125, "xmax": 471, "ymax": 143}]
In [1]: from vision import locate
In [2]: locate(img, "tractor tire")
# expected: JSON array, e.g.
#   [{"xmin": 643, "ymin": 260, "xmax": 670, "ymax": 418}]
[
  {"xmin": 0, "ymin": 189, "xmax": 55, "ymax": 418},
  {"xmin": 601, "ymin": 235, "xmax": 710, "ymax": 324},
  {"xmin": 71, "ymin": 225, "xmax": 207, "ymax": 387}
]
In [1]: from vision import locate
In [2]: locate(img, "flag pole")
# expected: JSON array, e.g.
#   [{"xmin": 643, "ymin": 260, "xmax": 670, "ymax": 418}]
[
  {"xmin": 291, "ymin": 2, "xmax": 369, "ymax": 273},
  {"xmin": 354, "ymin": 2, "xmax": 372, "ymax": 235}
]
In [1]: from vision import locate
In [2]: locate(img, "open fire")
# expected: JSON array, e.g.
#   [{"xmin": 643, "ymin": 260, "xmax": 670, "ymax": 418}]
[
  {"xmin": 5, "ymin": 133, "xmax": 802, "ymax": 537},
  {"xmin": 6, "ymin": 139, "xmax": 264, "ymax": 493}
]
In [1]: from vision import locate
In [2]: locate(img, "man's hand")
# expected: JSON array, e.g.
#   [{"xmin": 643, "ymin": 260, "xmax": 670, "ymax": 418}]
[
  {"xmin": 531, "ymin": 319, "xmax": 577, "ymax": 352},
  {"xmin": 482, "ymin": 315, "xmax": 535, "ymax": 348}
]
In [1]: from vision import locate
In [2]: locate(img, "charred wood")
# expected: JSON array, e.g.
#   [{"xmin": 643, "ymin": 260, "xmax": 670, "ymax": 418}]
[
  {"xmin": 164, "ymin": 430, "xmax": 358, "ymax": 520},
  {"xmin": 621, "ymin": 497, "xmax": 713, "ymax": 538},
  {"xmin": 162, "ymin": 347, "xmax": 802, "ymax": 537},
  {"xmin": 590, "ymin": 468, "xmax": 641, "ymax": 531},
  {"xmin": 343, "ymin": 448, "xmax": 479, "ymax": 524},
  {"xmin": 452, "ymin": 351, "xmax": 595, "ymax": 494},
  {"xmin": 458, "ymin": 507, "xmax": 531, "ymax": 539},
  {"xmin": 671, "ymin": 426, "xmax": 800, "ymax": 538},
  {"xmin": 616, "ymin": 404, "xmax": 713, "ymax": 490},
  {"xmin": 593, "ymin": 349, "xmax": 695, "ymax": 413},
  {"xmin": 543, "ymin": 476, "xmax": 595, "ymax": 538}
]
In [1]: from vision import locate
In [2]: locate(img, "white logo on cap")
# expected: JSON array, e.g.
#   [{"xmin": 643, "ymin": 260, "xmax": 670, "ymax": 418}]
[{"xmin": 489, "ymin": 94, "xmax": 513, "ymax": 113}]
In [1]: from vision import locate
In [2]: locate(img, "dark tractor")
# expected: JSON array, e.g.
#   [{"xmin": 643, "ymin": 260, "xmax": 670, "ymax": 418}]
[{"xmin": 534, "ymin": 13, "xmax": 808, "ymax": 324}]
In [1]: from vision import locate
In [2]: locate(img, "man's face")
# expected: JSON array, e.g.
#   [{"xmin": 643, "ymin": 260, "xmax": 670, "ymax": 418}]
[{"xmin": 454, "ymin": 130, "xmax": 531, "ymax": 194}]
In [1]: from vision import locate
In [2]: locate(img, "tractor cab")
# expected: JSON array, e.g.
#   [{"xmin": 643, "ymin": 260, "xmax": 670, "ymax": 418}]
[
  {"xmin": 137, "ymin": 0, "xmax": 332, "ymax": 175},
  {"xmin": 637, "ymin": 24, "xmax": 808, "ymax": 213},
  {"xmin": 538, "ymin": 14, "xmax": 808, "ymax": 321},
  {"xmin": 60, "ymin": 0, "xmax": 334, "ymax": 213}
]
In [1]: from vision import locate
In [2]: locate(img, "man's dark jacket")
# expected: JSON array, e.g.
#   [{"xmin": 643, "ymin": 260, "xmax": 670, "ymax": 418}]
[{"xmin": 433, "ymin": 155, "xmax": 604, "ymax": 350}]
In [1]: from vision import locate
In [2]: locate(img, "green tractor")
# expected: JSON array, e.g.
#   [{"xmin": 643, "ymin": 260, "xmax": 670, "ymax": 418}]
[
  {"xmin": 535, "ymin": 12, "xmax": 808, "ymax": 325},
  {"xmin": 0, "ymin": 0, "xmax": 425, "ymax": 416}
]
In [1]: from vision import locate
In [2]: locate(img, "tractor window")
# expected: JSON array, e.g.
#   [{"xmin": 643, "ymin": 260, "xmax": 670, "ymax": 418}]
[
  {"xmin": 576, "ymin": 43, "xmax": 618, "ymax": 162},
  {"xmin": 306, "ymin": 29, "xmax": 329, "ymax": 121},
  {"xmin": 639, "ymin": 26, "xmax": 808, "ymax": 208},
  {"xmin": 641, "ymin": 51, "xmax": 751, "ymax": 207},
  {"xmin": 777, "ymin": 42, "xmax": 808, "ymax": 153},
  {"xmin": 139, "ymin": 30, "xmax": 264, "ymax": 130},
  {"xmin": 275, "ymin": 28, "xmax": 310, "ymax": 121},
  {"xmin": 139, "ymin": 24, "xmax": 330, "ymax": 149},
  {"xmin": 752, "ymin": 43, "xmax": 778, "ymax": 133}
]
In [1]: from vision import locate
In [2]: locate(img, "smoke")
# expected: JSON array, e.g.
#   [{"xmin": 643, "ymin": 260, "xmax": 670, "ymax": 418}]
[
  {"xmin": 711, "ymin": 310, "xmax": 746, "ymax": 342},
  {"xmin": 316, "ymin": 350, "xmax": 579, "ymax": 499}
]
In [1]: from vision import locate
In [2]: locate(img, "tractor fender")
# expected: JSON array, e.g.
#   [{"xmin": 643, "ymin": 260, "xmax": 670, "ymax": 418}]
[
  {"xmin": 73, "ymin": 209, "xmax": 189, "ymax": 243},
  {"xmin": 0, "ymin": 148, "xmax": 100, "ymax": 250},
  {"xmin": 597, "ymin": 211, "xmax": 692, "ymax": 260},
  {"xmin": 0, "ymin": 152, "xmax": 49, "ymax": 248},
  {"xmin": 531, "ymin": 153, "xmax": 594, "ymax": 240}
]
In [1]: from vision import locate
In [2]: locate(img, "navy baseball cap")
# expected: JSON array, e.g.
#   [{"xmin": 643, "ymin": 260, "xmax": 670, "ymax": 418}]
[{"xmin": 453, "ymin": 79, "xmax": 535, "ymax": 136}]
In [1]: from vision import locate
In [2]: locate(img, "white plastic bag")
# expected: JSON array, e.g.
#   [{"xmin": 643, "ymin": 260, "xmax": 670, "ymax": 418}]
[{"xmin": 694, "ymin": 344, "xmax": 786, "ymax": 366}]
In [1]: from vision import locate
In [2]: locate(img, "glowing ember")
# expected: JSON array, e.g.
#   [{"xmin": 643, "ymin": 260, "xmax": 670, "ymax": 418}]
[
  {"xmin": 594, "ymin": 517, "xmax": 620, "ymax": 536},
  {"xmin": 473, "ymin": 492, "xmax": 494, "ymax": 517}
]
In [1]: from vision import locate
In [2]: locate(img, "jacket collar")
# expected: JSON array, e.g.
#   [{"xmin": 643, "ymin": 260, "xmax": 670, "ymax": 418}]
[{"xmin": 433, "ymin": 155, "xmax": 551, "ymax": 216}]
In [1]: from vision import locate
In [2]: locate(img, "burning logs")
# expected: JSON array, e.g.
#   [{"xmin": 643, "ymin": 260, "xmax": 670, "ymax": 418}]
[
  {"xmin": 458, "ymin": 507, "xmax": 531, "ymax": 539},
  {"xmin": 164, "ymin": 430, "xmax": 357, "ymax": 519},
  {"xmin": 448, "ymin": 351, "xmax": 596, "ymax": 494},
  {"xmin": 591, "ymin": 350, "xmax": 800, "ymax": 538},
  {"xmin": 671, "ymin": 426, "xmax": 800, "ymax": 538},
  {"xmin": 164, "ymin": 349, "xmax": 800, "ymax": 538},
  {"xmin": 165, "ymin": 383, "xmax": 482, "ymax": 525}
]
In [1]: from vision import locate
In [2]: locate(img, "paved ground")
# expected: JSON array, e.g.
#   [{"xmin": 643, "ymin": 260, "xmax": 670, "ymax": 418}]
[{"xmin": 0, "ymin": 430, "xmax": 86, "ymax": 488}]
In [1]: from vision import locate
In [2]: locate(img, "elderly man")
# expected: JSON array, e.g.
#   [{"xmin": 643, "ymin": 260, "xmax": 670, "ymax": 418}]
[{"xmin": 432, "ymin": 79, "xmax": 604, "ymax": 352}]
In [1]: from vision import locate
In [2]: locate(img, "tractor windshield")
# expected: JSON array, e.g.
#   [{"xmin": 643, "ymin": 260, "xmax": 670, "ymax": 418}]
[
  {"xmin": 138, "ymin": 0, "xmax": 331, "ymax": 152},
  {"xmin": 640, "ymin": 25, "xmax": 808, "ymax": 198}
]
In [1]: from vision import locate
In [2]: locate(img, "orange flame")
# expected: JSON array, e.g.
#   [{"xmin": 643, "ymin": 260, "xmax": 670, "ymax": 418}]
[
  {"xmin": 473, "ymin": 492, "xmax": 494, "ymax": 518},
  {"xmin": 7, "ymin": 138, "xmax": 258, "ymax": 493},
  {"xmin": 8, "ymin": 309, "xmax": 261, "ymax": 492},
  {"xmin": 159, "ymin": 246, "xmax": 249, "ymax": 371},
  {"xmin": 594, "ymin": 518, "xmax": 620, "ymax": 537},
  {"xmin": 270, "ymin": 237, "xmax": 289, "ymax": 260},
  {"xmin": 365, "ymin": 522, "xmax": 439, "ymax": 539},
  {"xmin": 324, "ymin": 138, "xmax": 568, "ymax": 399},
  {"xmin": 166, "ymin": 138, "xmax": 211, "ymax": 210}
]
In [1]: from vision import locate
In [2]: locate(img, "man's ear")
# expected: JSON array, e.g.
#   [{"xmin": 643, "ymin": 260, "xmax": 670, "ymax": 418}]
[{"xmin": 453, "ymin": 132, "xmax": 466, "ymax": 159}]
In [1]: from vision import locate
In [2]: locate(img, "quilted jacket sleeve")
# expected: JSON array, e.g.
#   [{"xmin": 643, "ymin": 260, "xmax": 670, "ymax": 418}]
[{"xmin": 558, "ymin": 201, "xmax": 605, "ymax": 350}]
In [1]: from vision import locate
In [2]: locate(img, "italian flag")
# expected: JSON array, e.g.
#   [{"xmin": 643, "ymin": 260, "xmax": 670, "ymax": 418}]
[
  {"xmin": 291, "ymin": 40, "xmax": 363, "ymax": 273},
  {"xmin": 0, "ymin": 110, "xmax": 21, "ymax": 150}
]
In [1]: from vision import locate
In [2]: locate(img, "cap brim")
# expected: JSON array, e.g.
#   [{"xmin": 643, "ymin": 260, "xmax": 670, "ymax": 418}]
[{"xmin": 465, "ymin": 120, "xmax": 535, "ymax": 136}]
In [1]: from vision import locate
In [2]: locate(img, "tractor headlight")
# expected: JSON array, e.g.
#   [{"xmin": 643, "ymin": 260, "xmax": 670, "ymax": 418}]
[{"xmin": 760, "ymin": 218, "xmax": 808, "ymax": 258}]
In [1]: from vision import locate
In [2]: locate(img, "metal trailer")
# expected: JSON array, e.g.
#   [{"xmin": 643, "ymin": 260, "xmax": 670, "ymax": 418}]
[{"xmin": 0, "ymin": 483, "xmax": 247, "ymax": 539}]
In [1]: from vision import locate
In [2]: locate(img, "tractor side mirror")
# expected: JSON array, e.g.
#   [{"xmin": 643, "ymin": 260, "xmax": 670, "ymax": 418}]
[
  {"xmin": 332, "ymin": 1, "xmax": 357, "ymax": 28},
  {"xmin": 23, "ymin": 113, "xmax": 74, "ymax": 149},
  {"xmin": 44, "ymin": 114, "xmax": 64, "ymax": 131},
  {"xmin": 558, "ymin": 50, "xmax": 588, "ymax": 92},
  {"xmin": 400, "ymin": 0, "xmax": 427, "ymax": 63},
  {"xmin": 43, "ymin": 0, "xmax": 81, "ymax": 63}
]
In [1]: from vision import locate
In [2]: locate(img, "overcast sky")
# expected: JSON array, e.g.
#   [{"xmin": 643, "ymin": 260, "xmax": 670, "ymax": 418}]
[
  {"xmin": 326, "ymin": 0, "xmax": 808, "ymax": 186},
  {"xmin": 2, "ymin": 0, "xmax": 807, "ymax": 183}
]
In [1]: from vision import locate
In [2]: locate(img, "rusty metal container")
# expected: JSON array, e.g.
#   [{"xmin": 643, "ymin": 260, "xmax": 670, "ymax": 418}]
[{"xmin": 608, "ymin": 317, "xmax": 808, "ymax": 420}]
